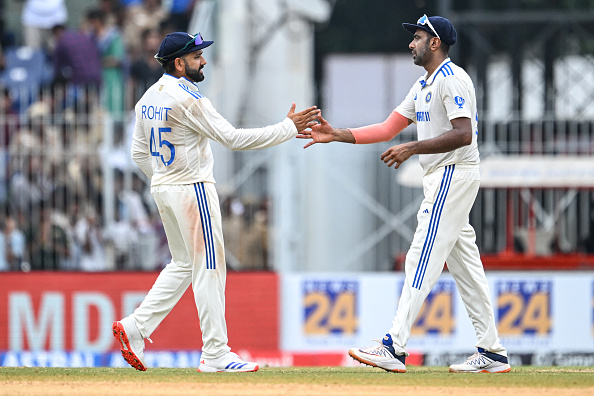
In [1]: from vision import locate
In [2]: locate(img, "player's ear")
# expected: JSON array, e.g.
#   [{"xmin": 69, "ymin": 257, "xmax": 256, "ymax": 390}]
[
  {"xmin": 430, "ymin": 36, "xmax": 441, "ymax": 51},
  {"xmin": 175, "ymin": 57, "xmax": 184, "ymax": 73}
]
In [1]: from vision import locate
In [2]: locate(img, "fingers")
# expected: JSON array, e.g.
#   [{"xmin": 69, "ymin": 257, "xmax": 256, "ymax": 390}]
[
  {"xmin": 385, "ymin": 159, "xmax": 398, "ymax": 168},
  {"xmin": 302, "ymin": 105, "xmax": 318, "ymax": 113},
  {"xmin": 303, "ymin": 141, "xmax": 316, "ymax": 149},
  {"xmin": 380, "ymin": 152, "xmax": 402, "ymax": 169},
  {"xmin": 307, "ymin": 111, "xmax": 320, "ymax": 121},
  {"xmin": 288, "ymin": 102, "xmax": 296, "ymax": 115},
  {"xmin": 296, "ymin": 131, "xmax": 312, "ymax": 138}
]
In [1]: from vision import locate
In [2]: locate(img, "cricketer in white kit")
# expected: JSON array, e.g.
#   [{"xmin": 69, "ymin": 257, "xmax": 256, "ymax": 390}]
[
  {"xmin": 298, "ymin": 15, "xmax": 510, "ymax": 374},
  {"xmin": 112, "ymin": 31, "xmax": 319, "ymax": 373}
]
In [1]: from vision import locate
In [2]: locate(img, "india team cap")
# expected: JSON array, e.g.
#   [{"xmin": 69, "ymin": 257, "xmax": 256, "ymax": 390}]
[
  {"xmin": 155, "ymin": 32, "xmax": 214, "ymax": 65},
  {"xmin": 402, "ymin": 15, "xmax": 457, "ymax": 46}
]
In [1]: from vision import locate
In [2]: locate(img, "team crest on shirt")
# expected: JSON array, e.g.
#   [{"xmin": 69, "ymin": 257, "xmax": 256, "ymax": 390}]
[
  {"xmin": 425, "ymin": 92, "xmax": 432, "ymax": 103},
  {"xmin": 454, "ymin": 96, "xmax": 465, "ymax": 109}
]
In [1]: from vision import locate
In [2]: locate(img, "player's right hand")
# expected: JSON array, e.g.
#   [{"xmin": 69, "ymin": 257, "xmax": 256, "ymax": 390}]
[
  {"xmin": 287, "ymin": 103, "xmax": 320, "ymax": 133},
  {"xmin": 297, "ymin": 114, "xmax": 335, "ymax": 148}
]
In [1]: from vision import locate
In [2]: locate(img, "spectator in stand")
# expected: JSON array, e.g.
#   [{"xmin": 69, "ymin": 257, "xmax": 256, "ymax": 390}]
[
  {"xmin": 13, "ymin": 98, "xmax": 64, "ymax": 169},
  {"xmin": 75, "ymin": 203, "xmax": 106, "ymax": 271},
  {"xmin": 0, "ymin": 43, "xmax": 5, "ymax": 71},
  {"xmin": 159, "ymin": 16, "xmax": 178, "ymax": 38},
  {"xmin": 51, "ymin": 24, "xmax": 102, "ymax": 93},
  {"xmin": 0, "ymin": 87, "xmax": 19, "ymax": 204},
  {"xmin": 122, "ymin": 0, "xmax": 168, "ymax": 60},
  {"xmin": 165, "ymin": 0, "xmax": 197, "ymax": 31},
  {"xmin": 99, "ymin": 0, "xmax": 126, "ymax": 30},
  {"xmin": 130, "ymin": 28, "xmax": 163, "ymax": 103},
  {"xmin": 103, "ymin": 199, "xmax": 138, "ymax": 270},
  {"xmin": 241, "ymin": 197, "xmax": 270, "ymax": 270},
  {"xmin": 86, "ymin": 8, "xmax": 126, "ymax": 116},
  {"xmin": 8, "ymin": 123, "xmax": 53, "ymax": 213},
  {"xmin": 52, "ymin": 25, "xmax": 101, "ymax": 103},
  {"xmin": 28, "ymin": 198, "xmax": 70, "ymax": 271},
  {"xmin": 20, "ymin": 0, "xmax": 67, "ymax": 51},
  {"xmin": 113, "ymin": 169, "xmax": 156, "ymax": 269},
  {"xmin": 49, "ymin": 178, "xmax": 78, "ymax": 270},
  {"xmin": 0, "ymin": 208, "xmax": 26, "ymax": 271}
]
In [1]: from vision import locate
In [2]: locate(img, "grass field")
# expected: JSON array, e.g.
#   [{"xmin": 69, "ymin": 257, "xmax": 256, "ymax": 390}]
[{"xmin": 1, "ymin": 366, "xmax": 593, "ymax": 396}]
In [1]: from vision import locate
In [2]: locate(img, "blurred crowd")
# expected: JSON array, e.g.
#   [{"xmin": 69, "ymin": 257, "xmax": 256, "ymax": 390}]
[{"xmin": 0, "ymin": 0, "xmax": 271, "ymax": 272}]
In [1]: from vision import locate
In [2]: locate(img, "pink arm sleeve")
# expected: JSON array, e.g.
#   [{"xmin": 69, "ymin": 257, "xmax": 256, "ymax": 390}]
[{"xmin": 350, "ymin": 111, "xmax": 410, "ymax": 144}]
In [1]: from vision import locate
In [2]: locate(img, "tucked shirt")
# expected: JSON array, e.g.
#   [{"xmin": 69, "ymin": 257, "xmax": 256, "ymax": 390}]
[
  {"xmin": 132, "ymin": 74, "xmax": 297, "ymax": 186},
  {"xmin": 395, "ymin": 57, "xmax": 480, "ymax": 174}
]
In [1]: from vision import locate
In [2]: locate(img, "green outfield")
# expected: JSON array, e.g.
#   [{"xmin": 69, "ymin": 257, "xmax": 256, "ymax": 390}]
[{"xmin": 1, "ymin": 366, "xmax": 593, "ymax": 395}]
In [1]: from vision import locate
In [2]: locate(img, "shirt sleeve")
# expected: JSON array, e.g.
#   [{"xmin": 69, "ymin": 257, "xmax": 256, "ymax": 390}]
[
  {"xmin": 394, "ymin": 84, "xmax": 418, "ymax": 122},
  {"xmin": 441, "ymin": 76, "xmax": 473, "ymax": 120},
  {"xmin": 131, "ymin": 110, "xmax": 154, "ymax": 179},
  {"xmin": 185, "ymin": 97, "xmax": 298, "ymax": 151}
]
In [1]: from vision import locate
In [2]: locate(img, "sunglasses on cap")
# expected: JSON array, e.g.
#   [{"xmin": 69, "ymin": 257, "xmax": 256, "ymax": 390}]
[
  {"xmin": 417, "ymin": 15, "xmax": 440, "ymax": 39},
  {"xmin": 155, "ymin": 33, "xmax": 204, "ymax": 64}
]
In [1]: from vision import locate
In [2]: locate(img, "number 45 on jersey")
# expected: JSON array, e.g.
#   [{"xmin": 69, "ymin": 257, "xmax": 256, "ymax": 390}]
[{"xmin": 150, "ymin": 127, "xmax": 176, "ymax": 166}]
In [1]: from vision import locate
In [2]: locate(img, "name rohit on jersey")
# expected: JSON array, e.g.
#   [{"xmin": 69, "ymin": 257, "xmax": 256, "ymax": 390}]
[{"xmin": 141, "ymin": 105, "xmax": 172, "ymax": 120}]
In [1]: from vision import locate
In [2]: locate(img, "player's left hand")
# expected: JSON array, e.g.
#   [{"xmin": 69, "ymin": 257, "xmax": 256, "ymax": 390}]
[
  {"xmin": 297, "ymin": 114, "xmax": 335, "ymax": 148},
  {"xmin": 380, "ymin": 142, "xmax": 414, "ymax": 169}
]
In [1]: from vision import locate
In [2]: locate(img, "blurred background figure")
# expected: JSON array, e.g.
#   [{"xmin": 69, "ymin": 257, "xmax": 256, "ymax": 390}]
[
  {"xmin": 51, "ymin": 23, "xmax": 102, "ymax": 92},
  {"xmin": 20, "ymin": 0, "xmax": 67, "ymax": 51},
  {"xmin": 129, "ymin": 28, "xmax": 163, "ymax": 104},
  {"xmin": 122, "ymin": 0, "xmax": 168, "ymax": 60},
  {"xmin": 85, "ymin": 8, "xmax": 126, "ymax": 117},
  {"xmin": 75, "ymin": 203, "xmax": 105, "ymax": 271},
  {"xmin": 163, "ymin": 0, "xmax": 196, "ymax": 31},
  {"xmin": 0, "ymin": 206, "xmax": 25, "ymax": 271}
]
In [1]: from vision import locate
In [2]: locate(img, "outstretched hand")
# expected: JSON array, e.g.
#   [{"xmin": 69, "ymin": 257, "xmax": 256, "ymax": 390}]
[
  {"xmin": 296, "ymin": 114, "xmax": 336, "ymax": 148},
  {"xmin": 380, "ymin": 142, "xmax": 414, "ymax": 169},
  {"xmin": 287, "ymin": 103, "xmax": 320, "ymax": 133}
]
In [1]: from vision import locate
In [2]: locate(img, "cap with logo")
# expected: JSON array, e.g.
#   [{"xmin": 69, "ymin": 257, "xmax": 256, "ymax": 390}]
[
  {"xmin": 155, "ymin": 32, "xmax": 213, "ymax": 65},
  {"xmin": 402, "ymin": 15, "xmax": 457, "ymax": 46}
]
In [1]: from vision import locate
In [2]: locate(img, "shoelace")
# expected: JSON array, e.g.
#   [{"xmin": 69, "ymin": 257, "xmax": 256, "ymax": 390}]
[
  {"xmin": 465, "ymin": 352, "xmax": 480, "ymax": 362},
  {"xmin": 363, "ymin": 339, "xmax": 387, "ymax": 353},
  {"xmin": 465, "ymin": 351, "xmax": 491, "ymax": 365}
]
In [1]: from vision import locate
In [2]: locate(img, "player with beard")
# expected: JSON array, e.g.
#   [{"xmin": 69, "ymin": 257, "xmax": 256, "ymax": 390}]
[
  {"xmin": 298, "ymin": 15, "xmax": 510, "ymax": 374},
  {"xmin": 112, "ymin": 32, "xmax": 319, "ymax": 372}
]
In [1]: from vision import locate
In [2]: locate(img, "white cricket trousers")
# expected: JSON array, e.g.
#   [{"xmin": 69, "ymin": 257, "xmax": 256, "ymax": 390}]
[
  {"xmin": 389, "ymin": 164, "xmax": 507, "ymax": 357},
  {"xmin": 131, "ymin": 182, "xmax": 231, "ymax": 359}
]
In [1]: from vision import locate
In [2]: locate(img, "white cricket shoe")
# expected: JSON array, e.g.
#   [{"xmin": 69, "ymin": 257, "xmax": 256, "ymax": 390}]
[
  {"xmin": 197, "ymin": 351, "xmax": 259, "ymax": 373},
  {"xmin": 449, "ymin": 348, "xmax": 511, "ymax": 373},
  {"xmin": 112, "ymin": 317, "xmax": 148, "ymax": 371},
  {"xmin": 348, "ymin": 334, "xmax": 406, "ymax": 373}
]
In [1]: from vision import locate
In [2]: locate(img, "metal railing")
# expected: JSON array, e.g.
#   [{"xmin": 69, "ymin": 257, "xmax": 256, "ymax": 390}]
[{"xmin": 1, "ymin": 84, "xmax": 593, "ymax": 272}]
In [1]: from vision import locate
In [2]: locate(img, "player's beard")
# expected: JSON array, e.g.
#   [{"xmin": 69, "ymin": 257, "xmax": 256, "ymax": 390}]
[
  {"xmin": 413, "ymin": 41, "xmax": 430, "ymax": 66},
  {"xmin": 183, "ymin": 59, "xmax": 205, "ymax": 82}
]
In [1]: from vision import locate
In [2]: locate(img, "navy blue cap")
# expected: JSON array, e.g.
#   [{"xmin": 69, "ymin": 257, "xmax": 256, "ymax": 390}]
[
  {"xmin": 403, "ymin": 15, "xmax": 457, "ymax": 46},
  {"xmin": 155, "ymin": 32, "xmax": 213, "ymax": 65}
]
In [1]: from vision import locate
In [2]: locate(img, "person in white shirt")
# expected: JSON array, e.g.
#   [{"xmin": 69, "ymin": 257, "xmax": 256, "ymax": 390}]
[
  {"xmin": 21, "ymin": 0, "xmax": 67, "ymax": 51},
  {"xmin": 112, "ymin": 31, "xmax": 319, "ymax": 372},
  {"xmin": 298, "ymin": 15, "xmax": 510, "ymax": 374}
]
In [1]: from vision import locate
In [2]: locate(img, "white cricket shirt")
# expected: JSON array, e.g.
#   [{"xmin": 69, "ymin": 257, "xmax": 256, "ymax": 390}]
[
  {"xmin": 395, "ymin": 58, "xmax": 480, "ymax": 174},
  {"xmin": 131, "ymin": 74, "xmax": 297, "ymax": 186}
]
